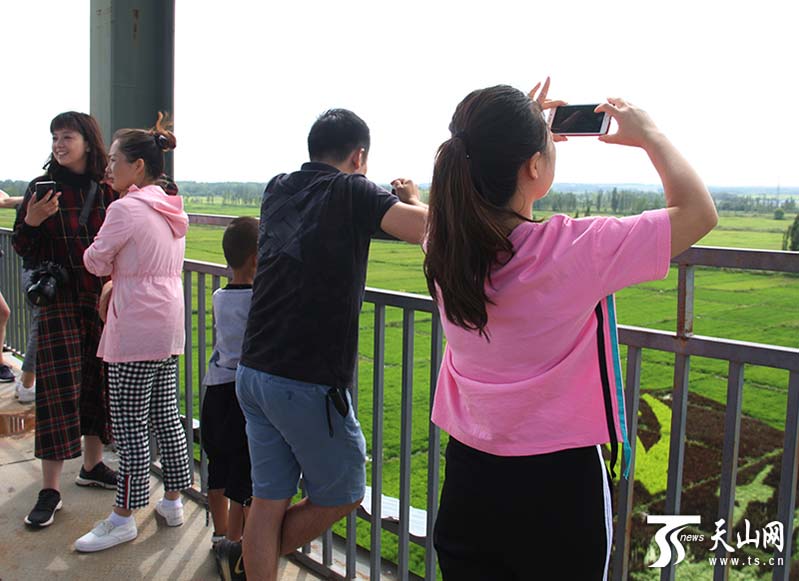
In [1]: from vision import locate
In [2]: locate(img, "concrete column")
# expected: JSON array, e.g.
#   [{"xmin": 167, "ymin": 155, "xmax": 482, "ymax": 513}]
[{"xmin": 90, "ymin": 0, "xmax": 175, "ymax": 175}]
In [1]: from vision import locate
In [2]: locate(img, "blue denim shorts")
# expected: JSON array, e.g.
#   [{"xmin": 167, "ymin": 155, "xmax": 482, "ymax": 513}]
[{"xmin": 235, "ymin": 364, "xmax": 366, "ymax": 506}]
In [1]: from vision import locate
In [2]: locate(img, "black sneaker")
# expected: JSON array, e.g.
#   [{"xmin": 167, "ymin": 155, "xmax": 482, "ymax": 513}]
[
  {"xmin": 214, "ymin": 538, "xmax": 246, "ymax": 580},
  {"xmin": 0, "ymin": 364, "xmax": 14, "ymax": 383},
  {"xmin": 75, "ymin": 461, "xmax": 118, "ymax": 489},
  {"xmin": 24, "ymin": 488, "xmax": 62, "ymax": 527}
]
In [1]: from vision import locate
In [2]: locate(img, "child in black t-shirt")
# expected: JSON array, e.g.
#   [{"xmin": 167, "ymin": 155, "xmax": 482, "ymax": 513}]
[{"xmin": 200, "ymin": 217, "xmax": 259, "ymax": 578}]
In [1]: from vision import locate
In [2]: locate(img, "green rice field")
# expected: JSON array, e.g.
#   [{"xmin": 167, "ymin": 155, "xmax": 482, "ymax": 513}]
[
  {"xmin": 0, "ymin": 201, "xmax": 797, "ymax": 579},
  {"xmin": 177, "ymin": 202, "xmax": 798, "ymax": 579}
]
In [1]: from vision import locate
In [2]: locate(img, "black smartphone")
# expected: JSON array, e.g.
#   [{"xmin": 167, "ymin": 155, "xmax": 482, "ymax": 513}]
[
  {"xmin": 35, "ymin": 181, "xmax": 56, "ymax": 201},
  {"xmin": 549, "ymin": 105, "xmax": 610, "ymax": 136}
]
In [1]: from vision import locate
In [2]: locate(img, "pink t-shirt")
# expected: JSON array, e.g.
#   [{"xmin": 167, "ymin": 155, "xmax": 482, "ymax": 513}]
[{"xmin": 431, "ymin": 209, "xmax": 671, "ymax": 456}]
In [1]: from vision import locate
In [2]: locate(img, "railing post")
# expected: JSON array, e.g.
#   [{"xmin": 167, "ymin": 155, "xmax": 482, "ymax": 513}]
[
  {"xmin": 425, "ymin": 314, "xmax": 443, "ymax": 581},
  {"xmin": 713, "ymin": 361, "xmax": 745, "ymax": 581},
  {"xmin": 371, "ymin": 304, "xmax": 386, "ymax": 581},
  {"xmin": 397, "ymin": 309, "xmax": 414, "ymax": 580},
  {"xmin": 346, "ymin": 356, "xmax": 359, "ymax": 579},
  {"xmin": 182, "ymin": 270, "xmax": 194, "ymax": 484},
  {"xmin": 197, "ymin": 273, "xmax": 208, "ymax": 494},
  {"xmin": 773, "ymin": 371, "xmax": 799, "ymax": 581},
  {"xmin": 662, "ymin": 264, "xmax": 695, "ymax": 581},
  {"xmin": 676, "ymin": 264, "xmax": 695, "ymax": 337},
  {"xmin": 612, "ymin": 345, "xmax": 642, "ymax": 580}
]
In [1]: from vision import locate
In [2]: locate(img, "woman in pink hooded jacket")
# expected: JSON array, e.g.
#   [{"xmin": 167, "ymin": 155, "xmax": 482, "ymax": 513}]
[{"xmin": 76, "ymin": 114, "xmax": 192, "ymax": 552}]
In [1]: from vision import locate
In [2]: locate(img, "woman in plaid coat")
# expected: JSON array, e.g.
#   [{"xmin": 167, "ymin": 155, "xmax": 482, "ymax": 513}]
[{"xmin": 13, "ymin": 112, "xmax": 119, "ymax": 528}]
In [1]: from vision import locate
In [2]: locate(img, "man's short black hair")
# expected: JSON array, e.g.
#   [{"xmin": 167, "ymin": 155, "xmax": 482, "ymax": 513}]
[
  {"xmin": 308, "ymin": 109, "xmax": 370, "ymax": 163},
  {"xmin": 222, "ymin": 216, "xmax": 259, "ymax": 269}
]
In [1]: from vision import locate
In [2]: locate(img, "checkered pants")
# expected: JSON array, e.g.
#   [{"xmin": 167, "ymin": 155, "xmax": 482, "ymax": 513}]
[{"xmin": 107, "ymin": 357, "xmax": 192, "ymax": 509}]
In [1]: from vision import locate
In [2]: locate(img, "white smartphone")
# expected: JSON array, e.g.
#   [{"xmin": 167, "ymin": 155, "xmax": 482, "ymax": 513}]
[{"xmin": 548, "ymin": 105, "xmax": 610, "ymax": 136}]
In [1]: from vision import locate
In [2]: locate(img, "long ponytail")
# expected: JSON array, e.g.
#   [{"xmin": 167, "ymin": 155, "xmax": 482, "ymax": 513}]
[{"xmin": 423, "ymin": 85, "xmax": 549, "ymax": 339}]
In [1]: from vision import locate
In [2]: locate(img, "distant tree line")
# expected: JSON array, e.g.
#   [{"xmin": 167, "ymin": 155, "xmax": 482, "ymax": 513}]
[
  {"xmin": 3, "ymin": 178, "xmax": 799, "ymax": 248},
  {"xmin": 714, "ymin": 192, "xmax": 796, "ymax": 213},
  {"xmin": 0, "ymin": 180, "xmax": 29, "ymax": 196},
  {"xmin": 179, "ymin": 181, "xmax": 265, "ymax": 205},
  {"xmin": 533, "ymin": 187, "xmax": 665, "ymax": 217},
  {"xmin": 177, "ymin": 181, "xmax": 429, "ymax": 206}
]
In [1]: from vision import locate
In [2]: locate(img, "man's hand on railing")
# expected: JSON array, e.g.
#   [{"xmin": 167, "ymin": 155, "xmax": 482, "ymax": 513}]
[
  {"xmin": 381, "ymin": 178, "xmax": 428, "ymax": 245},
  {"xmin": 391, "ymin": 178, "xmax": 424, "ymax": 207}
]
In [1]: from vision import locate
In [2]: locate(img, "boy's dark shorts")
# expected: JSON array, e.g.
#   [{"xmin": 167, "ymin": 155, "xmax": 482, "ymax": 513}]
[{"xmin": 201, "ymin": 381, "xmax": 252, "ymax": 505}]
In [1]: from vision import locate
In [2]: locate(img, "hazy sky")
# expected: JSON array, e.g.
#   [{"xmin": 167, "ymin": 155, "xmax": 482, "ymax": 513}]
[{"xmin": 2, "ymin": 0, "xmax": 797, "ymax": 188}]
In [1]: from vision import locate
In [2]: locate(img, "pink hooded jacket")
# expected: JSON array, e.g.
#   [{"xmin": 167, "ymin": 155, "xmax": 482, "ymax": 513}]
[{"xmin": 84, "ymin": 184, "xmax": 188, "ymax": 363}]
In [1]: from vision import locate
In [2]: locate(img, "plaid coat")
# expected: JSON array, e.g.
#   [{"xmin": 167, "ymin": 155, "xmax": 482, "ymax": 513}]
[
  {"xmin": 12, "ymin": 167, "xmax": 117, "ymax": 293},
  {"xmin": 12, "ymin": 167, "xmax": 117, "ymax": 459}
]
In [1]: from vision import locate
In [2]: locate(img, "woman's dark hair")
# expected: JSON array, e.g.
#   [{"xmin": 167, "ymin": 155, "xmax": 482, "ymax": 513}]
[
  {"xmin": 112, "ymin": 112, "xmax": 177, "ymax": 180},
  {"xmin": 307, "ymin": 108, "xmax": 370, "ymax": 163},
  {"xmin": 423, "ymin": 85, "xmax": 550, "ymax": 339},
  {"xmin": 45, "ymin": 111, "xmax": 108, "ymax": 182},
  {"xmin": 223, "ymin": 216, "xmax": 259, "ymax": 269}
]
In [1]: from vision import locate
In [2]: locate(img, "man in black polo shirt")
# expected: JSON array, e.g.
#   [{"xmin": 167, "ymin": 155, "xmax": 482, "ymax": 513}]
[{"xmin": 236, "ymin": 108, "xmax": 427, "ymax": 579}]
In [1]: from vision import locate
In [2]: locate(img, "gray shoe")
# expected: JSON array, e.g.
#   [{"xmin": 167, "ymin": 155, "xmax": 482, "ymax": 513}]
[{"xmin": 75, "ymin": 461, "xmax": 118, "ymax": 489}]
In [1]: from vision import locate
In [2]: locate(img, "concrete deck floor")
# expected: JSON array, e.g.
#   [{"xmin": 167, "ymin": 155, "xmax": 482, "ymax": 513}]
[{"xmin": 0, "ymin": 368, "xmax": 322, "ymax": 581}]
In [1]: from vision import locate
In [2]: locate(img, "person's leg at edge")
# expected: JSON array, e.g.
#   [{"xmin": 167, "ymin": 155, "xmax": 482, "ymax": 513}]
[
  {"xmin": 21, "ymin": 370, "xmax": 36, "ymax": 388},
  {"xmin": 244, "ymin": 497, "xmax": 290, "ymax": 581},
  {"xmin": 83, "ymin": 435, "xmax": 105, "ymax": 471},
  {"xmin": 222, "ymin": 428, "xmax": 251, "ymax": 542},
  {"xmin": 42, "ymin": 435, "xmax": 105, "ymax": 492},
  {"xmin": 42, "ymin": 459, "xmax": 64, "ymax": 491},
  {"xmin": 208, "ymin": 489, "xmax": 229, "ymax": 537},
  {"xmin": 202, "ymin": 385, "xmax": 231, "ymax": 538},
  {"xmin": 20, "ymin": 277, "xmax": 38, "ymax": 389},
  {"xmin": 226, "ymin": 500, "xmax": 247, "ymax": 542},
  {"xmin": 278, "ymin": 497, "xmax": 362, "ymax": 555},
  {"xmin": 0, "ymin": 291, "xmax": 10, "ymax": 358}
]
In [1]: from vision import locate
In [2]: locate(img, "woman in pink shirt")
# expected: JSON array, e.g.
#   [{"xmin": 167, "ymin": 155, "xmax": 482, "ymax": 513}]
[
  {"xmin": 75, "ymin": 114, "xmax": 192, "ymax": 552},
  {"xmin": 424, "ymin": 81, "xmax": 717, "ymax": 580}
]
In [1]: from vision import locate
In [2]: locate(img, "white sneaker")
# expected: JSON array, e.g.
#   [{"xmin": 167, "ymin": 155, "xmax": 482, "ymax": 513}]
[
  {"xmin": 155, "ymin": 499, "xmax": 184, "ymax": 526},
  {"xmin": 74, "ymin": 517, "xmax": 137, "ymax": 552},
  {"xmin": 14, "ymin": 380, "xmax": 35, "ymax": 404}
]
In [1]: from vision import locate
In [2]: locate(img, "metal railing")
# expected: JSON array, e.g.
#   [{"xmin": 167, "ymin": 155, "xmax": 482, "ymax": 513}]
[
  {"xmin": 2, "ymin": 221, "xmax": 798, "ymax": 581},
  {"xmin": 614, "ymin": 247, "xmax": 799, "ymax": 581}
]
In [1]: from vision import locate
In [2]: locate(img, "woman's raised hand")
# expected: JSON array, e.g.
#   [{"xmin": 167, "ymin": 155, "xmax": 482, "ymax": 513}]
[
  {"xmin": 595, "ymin": 98, "xmax": 661, "ymax": 148},
  {"xmin": 24, "ymin": 189, "xmax": 61, "ymax": 227},
  {"xmin": 529, "ymin": 77, "xmax": 568, "ymax": 142}
]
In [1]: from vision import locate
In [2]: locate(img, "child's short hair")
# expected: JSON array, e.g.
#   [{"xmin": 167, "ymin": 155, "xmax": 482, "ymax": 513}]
[{"xmin": 222, "ymin": 217, "xmax": 259, "ymax": 269}]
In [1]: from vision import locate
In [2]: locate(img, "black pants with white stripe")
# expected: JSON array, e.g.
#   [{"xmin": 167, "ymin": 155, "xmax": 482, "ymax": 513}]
[
  {"xmin": 107, "ymin": 357, "xmax": 192, "ymax": 509},
  {"xmin": 434, "ymin": 438, "xmax": 612, "ymax": 581}
]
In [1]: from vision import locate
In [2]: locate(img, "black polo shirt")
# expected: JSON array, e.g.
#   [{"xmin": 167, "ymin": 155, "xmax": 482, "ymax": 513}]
[{"xmin": 240, "ymin": 162, "xmax": 398, "ymax": 388}]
